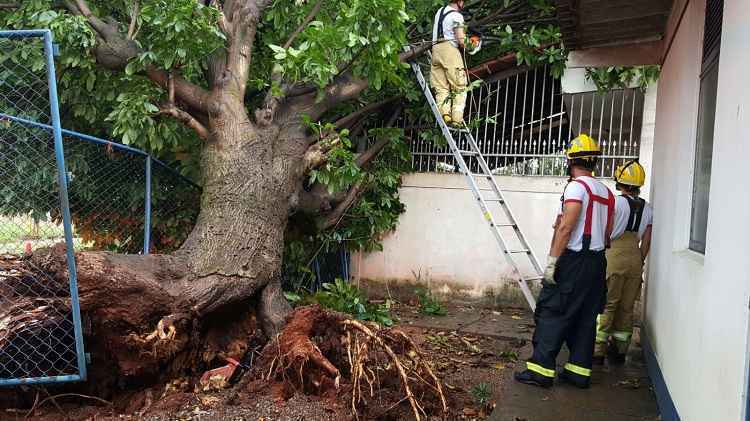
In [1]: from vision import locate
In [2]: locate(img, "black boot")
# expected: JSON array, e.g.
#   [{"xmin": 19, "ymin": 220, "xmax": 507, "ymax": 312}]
[
  {"xmin": 607, "ymin": 341, "xmax": 626, "ymax": 365},
  {"xmin": 514, "ymin": 369, "xmax": 553, "ymax": 388},
  {"xmin": 559, "ymin": 370, "xmax": 591, "ymax": 389}
]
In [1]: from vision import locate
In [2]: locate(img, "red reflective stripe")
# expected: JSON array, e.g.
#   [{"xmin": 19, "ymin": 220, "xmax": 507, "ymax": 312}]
[
  {"xmin": 573, "ymin": 179, "xmax": 595, "ymax": 235},
  {"xmin": 605, "ymin": 189, "xmax": 615, "ymax": 241}
]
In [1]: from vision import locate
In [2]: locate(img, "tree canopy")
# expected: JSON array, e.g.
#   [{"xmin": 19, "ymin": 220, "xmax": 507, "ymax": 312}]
[{"xmin": 1, "ymin": 0, "xmax": 568, "ymax": 282}]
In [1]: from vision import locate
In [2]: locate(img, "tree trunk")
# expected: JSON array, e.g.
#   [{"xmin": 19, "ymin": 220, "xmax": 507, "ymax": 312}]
[
  {"xmin": 1, "ymin": 97, "xmax": 310, "ymax": 386},
  {"xmin": 174, "ymin": 97, "xmax": 296, "ymax": 329}
]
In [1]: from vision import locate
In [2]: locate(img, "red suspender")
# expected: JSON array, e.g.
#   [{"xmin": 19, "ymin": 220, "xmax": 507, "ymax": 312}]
[
  {"xmin": 572, "ymin": 179, "xmax": 614, "ymax": 238},
  {"xmin": 605, "ymin": 189, "xmax": 615, "ymax": 243}
]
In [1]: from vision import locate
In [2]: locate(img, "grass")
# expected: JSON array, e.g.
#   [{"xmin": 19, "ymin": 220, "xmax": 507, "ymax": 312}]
[
  {"xmin": 0, "ymin": 216, "xmax": 95, "ymax": 254},
  {"xmin": 0, "ymin": 216, "xmax": 65, "ymax": 244}
]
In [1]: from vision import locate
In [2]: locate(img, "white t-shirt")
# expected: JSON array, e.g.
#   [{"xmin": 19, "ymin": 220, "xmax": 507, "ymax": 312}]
[
  {"xmin": 559, "ymin": 176, "xmax": 614, "ymax": 252},
  {"xmin": 610, "ymin": 195, "xmax": 653, "ymax": 240},
  {"xmin": 432, "ymin": 5, "xmax": 465, "ymax": 48}
]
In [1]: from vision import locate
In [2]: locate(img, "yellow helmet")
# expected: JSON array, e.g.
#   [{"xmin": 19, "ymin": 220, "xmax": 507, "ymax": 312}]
[
  {"xmin": 614, "ymin": 160, "xmax": 646, "ymax": 187},
  {"xmin": 566, "ymin": 134, "xmax": 602, "ymax": 160}
]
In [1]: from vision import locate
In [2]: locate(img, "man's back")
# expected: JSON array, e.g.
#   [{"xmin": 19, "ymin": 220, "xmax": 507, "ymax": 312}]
[
  {"xmin": 562, "ymin": 175, "xmax": 613, "ymax": 252},
  {"xmin": 432, "ymin": 5, "xmax": 464, "ymax": 47}
]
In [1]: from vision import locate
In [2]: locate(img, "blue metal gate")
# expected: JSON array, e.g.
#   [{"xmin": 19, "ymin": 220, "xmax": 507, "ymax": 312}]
[{"xmin": 0, "ymin": 30, "xmax": 86, "ymax": 385}]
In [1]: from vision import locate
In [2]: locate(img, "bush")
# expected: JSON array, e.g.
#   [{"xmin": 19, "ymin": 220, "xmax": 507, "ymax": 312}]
[
  {"xmin": 415, "ymin": 288, "xmax": 447, "ymax": 316},
  {"xmin": 285, "ymin": 278, "xmax": 394, "ymax": 326}
]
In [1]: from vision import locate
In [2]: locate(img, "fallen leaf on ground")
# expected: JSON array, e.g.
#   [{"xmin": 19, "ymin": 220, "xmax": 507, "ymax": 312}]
[
  {"xmin": 511, "ymin": 315, "xmax": 522, "ymax": 320},
  {"xmin": 198, "ymin": 395, "xmax": 221, "ymax": 407},
  {"xmin": 493, "ymin": 363, "xmax": 505, "ymax": 370},
  {"xmin": 463, "ymin": 407, "xmax": 478, "ymax": 416}
]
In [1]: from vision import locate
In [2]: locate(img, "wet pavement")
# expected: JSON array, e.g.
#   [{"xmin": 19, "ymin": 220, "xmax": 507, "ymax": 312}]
[
  {"xmin": 492, "ymin": 335, "xmax": 660, "ymax": 421},
  {"xmin": 395, "ymin": 303, "xmax": 660, "ymax": 421}
]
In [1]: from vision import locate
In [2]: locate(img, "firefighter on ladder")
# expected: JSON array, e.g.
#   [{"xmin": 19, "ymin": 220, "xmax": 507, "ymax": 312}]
[
  {"xmin": 430, "ymin": 1, "xmax": 481, "ymax": 127},
  {"xmin": 515, "ymin": 134, "xmax": 614, "ymax": 389},
  {"xmin": 593, "ymin": 160, "xmax": 653, "ymax": 364}
]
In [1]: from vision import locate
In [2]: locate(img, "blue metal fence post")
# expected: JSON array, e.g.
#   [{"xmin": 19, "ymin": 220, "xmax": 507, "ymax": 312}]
[
  {"xmin": 144, "ymin": 156, "xmax": 152, "ymax": 255},
  {"xmin": 43, "ymin": 30, "xmax": 87, "ymax": 382}
]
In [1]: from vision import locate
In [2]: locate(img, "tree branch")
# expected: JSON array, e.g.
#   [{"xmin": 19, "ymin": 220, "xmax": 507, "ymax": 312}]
[
  {"xmin": 127, "ymin": 0, "xmax": 139, "ymax": 40},
  {"xmin": 64, "ymin": 0, "xmax": 213, "ymax": 113},
  {"xmin": 0, "ymin": 3, "xmax": 19, "ymax": 9},
  {"xmin": 316, "ymin": 180, "xmax": 366, "ymax": 231},
  {"xmin": 333, "ymin": 96, "xmax": 401, "ymax": 129},
  {"xmin": 283, "ymin": 0, "xmax": 324, "ymax": 49},
  {"xmin": 297, "ymin": 106, "xmax": 401, "ymax": 218},
  {"xmin": 155, "ymin": 106, "xmax": 211, "ymax": 141},
  {"xmin": 354, "ymin": 105, "xmax": 402, "ymax": 167},
  {"xmin": 314, "ymin": 44, "xmax": 430, "ymax": 116},
  {"xmin": 253, "ymin": 0, "xmax": 325, "ymax": 127},
  {"xmin": 220, "ymin": 0, "xmax": 274, "ymax": 94}
]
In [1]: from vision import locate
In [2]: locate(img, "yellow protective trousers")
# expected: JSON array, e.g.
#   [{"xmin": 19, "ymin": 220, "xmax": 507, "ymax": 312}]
[
  {"xmin": 430, "ymin": 41, "xmax": 468, "ymax": 123},
  {"xmin": 594, "ymin": 232, "xmax": 643, "ymax": 357}
]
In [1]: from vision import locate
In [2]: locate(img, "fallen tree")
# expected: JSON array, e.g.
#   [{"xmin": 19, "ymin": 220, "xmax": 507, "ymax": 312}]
[{"xmin": 0, "ymin": 0, "xmax": 566, "ymax": 400}]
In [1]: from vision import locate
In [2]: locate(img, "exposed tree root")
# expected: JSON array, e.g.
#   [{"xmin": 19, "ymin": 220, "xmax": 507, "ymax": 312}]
[
  {"xmin": 256, "ymin": 305, "xmax": 448, "ymax": 420},
  {"xmin": 0, "ymin": 246, "xmax": 271, "ymax": 396}
]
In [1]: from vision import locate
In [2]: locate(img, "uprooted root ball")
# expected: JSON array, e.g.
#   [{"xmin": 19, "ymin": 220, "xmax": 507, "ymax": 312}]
[{"xmin": 253, "ymin": 305, "xmax": 448, "ymax": 421}]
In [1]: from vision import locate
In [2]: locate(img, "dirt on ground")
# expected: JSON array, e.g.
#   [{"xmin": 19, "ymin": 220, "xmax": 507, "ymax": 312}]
[{"xmin": 1, "ymin": 302, "xmax": 528, "ymax": 421}]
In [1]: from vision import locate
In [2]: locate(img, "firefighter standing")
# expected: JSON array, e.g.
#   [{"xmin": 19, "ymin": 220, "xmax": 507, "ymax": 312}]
[
  {"xmin": 593, "ymin": 161, "xmax": 653, "ymax": 364},
  {"xmin": 514, "ymin": 134, "xmax": 614, "ymax": 389},
  {"xmin": 431, "ymin": 1, "xmax": 468, "ymax": 126}
]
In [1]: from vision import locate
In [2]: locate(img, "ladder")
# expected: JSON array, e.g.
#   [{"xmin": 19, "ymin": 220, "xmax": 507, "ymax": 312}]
[{"xmin": 408, "ymin": 54, "xmax": 543, "ymax": 311}]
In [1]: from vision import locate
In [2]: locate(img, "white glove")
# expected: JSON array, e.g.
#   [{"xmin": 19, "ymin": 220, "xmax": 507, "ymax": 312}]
[{"xmin": 543, "ymin": 255, "xmax": 558, "ymax": 285}]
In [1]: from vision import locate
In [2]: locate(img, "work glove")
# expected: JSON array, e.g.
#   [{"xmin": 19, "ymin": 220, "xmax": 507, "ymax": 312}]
[{"xmin": 543, "ymin": 255, "xmax": 558, "ymax": 285}]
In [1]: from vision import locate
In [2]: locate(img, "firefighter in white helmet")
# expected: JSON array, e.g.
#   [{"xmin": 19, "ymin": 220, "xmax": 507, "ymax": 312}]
[{"xmin": 593, "ymin": 160, "xmax": 653, "ymax": 364}]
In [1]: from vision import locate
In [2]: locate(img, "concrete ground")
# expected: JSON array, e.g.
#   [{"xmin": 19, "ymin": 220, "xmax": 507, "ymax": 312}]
[
  {"xmin": 491, "ymin": 326, "xmax": 660, "ymax": 421},
  {"xmin": 396, "ymin": 303, "xmax": 660, "ymax": 421}
]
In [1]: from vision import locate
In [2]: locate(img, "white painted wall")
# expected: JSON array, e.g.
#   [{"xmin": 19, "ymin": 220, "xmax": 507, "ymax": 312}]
[
  {"xmin": 646, "ymin": 0, "xmax": 750, "ymax": 419},
  {"xmin": 352, "ymin": 173, "xmax": 616, "ymax": 302}
]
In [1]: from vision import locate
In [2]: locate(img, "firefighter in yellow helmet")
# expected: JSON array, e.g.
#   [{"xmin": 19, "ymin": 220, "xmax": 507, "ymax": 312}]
[
  {"xmin": 593, "ymin": 160, "xmax": 653, "ymax": 364},
  {"xmin": 515, "ymin": 134, "xmax": 614, "ymax": 389}
]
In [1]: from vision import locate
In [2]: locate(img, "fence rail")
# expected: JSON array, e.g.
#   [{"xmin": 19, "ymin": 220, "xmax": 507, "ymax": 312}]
[
  {"xmin": 404, "ymin": 65, "xmax": 644, "ymax": 177},
  {"xmin": 0, "ymin": 30, "xmax": 200, "ymax": 387}
]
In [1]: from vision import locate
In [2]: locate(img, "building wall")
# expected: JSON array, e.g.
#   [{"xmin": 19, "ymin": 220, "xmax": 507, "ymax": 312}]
[
  {"xmin": 352, "ymin": 173, "xmax": 616, "ymax": 304},
  {"xmin": 646, "ymin": 0, "xmax": 750, "ymax": 419}
]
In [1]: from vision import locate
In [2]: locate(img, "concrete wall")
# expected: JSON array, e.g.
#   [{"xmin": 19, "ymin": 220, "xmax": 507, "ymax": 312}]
[
  {"xmin": 352, "ymin": 173, "xmax": 615, "ymax": 305},
  {"xmin": 646, "ymin": 0, "xmax": 750, "ymax": 419}
]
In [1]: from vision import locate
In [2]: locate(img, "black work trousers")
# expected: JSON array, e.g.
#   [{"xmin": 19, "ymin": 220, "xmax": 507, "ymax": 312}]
[{"xmin": 528, "ymin": 248, "xmax": 607, "ymax": 380}]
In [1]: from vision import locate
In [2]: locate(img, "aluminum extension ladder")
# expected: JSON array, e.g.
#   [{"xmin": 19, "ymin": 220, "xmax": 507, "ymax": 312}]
[{"xmin": 408, "ymin": 55, "xmax": 543, "ymax": 311}]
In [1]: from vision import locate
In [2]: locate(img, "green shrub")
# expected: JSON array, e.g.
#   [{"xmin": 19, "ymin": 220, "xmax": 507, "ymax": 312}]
[
  {"xmin": 471, "ymin": 382, "xmax": 492, "ymax": 407},
  {"xmin": 415, "ymin": 288, "xmax": 447, "ymax": 316},
  {"xmin": 285, "ymin": 278, "xmax": 394, "ymax": 326}
]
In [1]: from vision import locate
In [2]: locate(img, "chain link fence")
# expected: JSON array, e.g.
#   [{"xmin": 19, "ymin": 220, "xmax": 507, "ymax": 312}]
[{"xmin": 0, "ymin": 30, "xmax": 200, "ymax": 386}]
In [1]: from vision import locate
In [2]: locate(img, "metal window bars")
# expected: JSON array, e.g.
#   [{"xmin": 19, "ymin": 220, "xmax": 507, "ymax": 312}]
[
  {"xmin": 404, "ymin": 65, "xmax": 644, "ymax": 176},
  {"xmin": 0, "ymin": 30, "xmax": 200, "ymax": 386}
]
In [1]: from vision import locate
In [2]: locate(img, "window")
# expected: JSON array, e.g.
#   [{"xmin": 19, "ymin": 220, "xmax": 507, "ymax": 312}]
[{"xmin": 690, "ymin": 0, "xmax": 723, "ymax": 253}]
